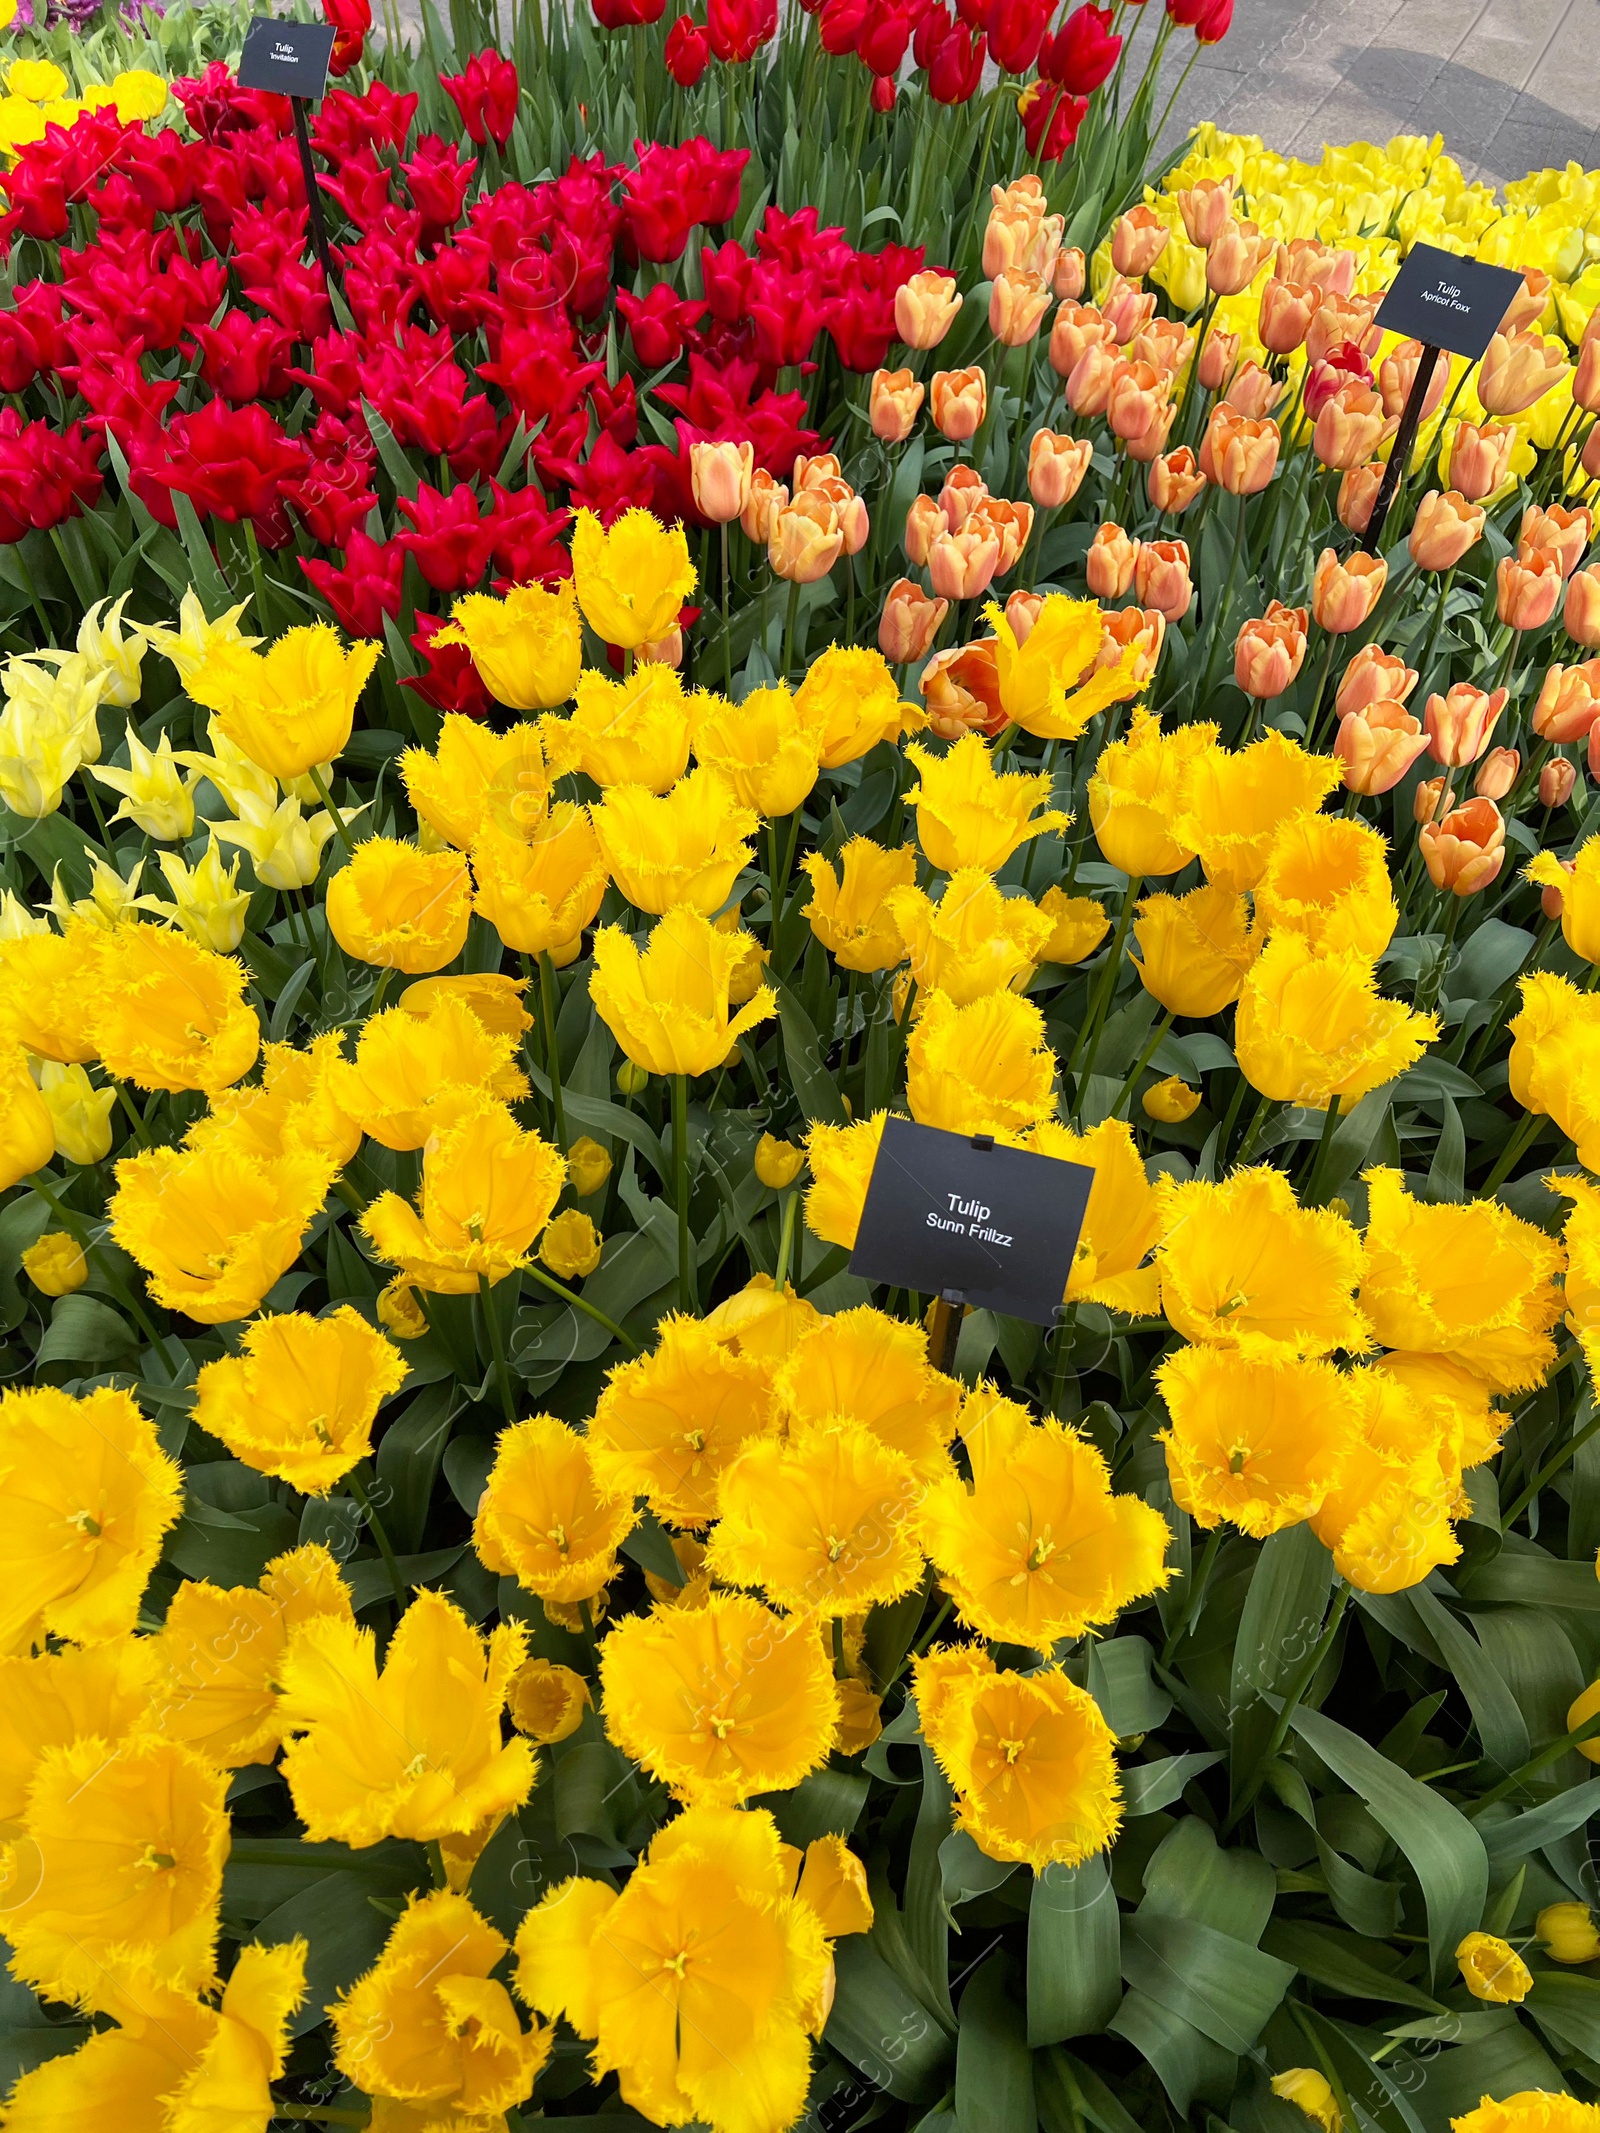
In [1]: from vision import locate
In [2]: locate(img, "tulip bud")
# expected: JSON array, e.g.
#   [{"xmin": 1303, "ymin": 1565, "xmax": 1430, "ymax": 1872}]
[
  {"xmin": 1519, "ymin": 501, "xmax": 1592, "ymax": 580},
  {"xmin": 1542, "ymin": 756, "xmax": 1579, "ymax": 807},
  {"xmin": 377, "ymin": 1278, "xmax": 429, "ymax": 1339},
  {"xmin": 1311, "ymin": 547, "xmax": 1386, "ymax": 633},
  {"xmin": 1408, "ymin": 489, "xmax": 1484, "ymax": 572},
  {"xmin": 1133, "ymin": 538, "xmax": 1192, "ymax": 623},
  {"xmin": 1532, "ymin": 659, "xmax": 1600, "ymax": 743},
  {"xmin": 1052, "ymin": 246, "xmax": 1086, "ymax": 299},
  {"xmin": 1478, "ymin": 327, "xmax": 1570, "ymax": 417},
  {"xmin": 1499, "ymin": 268, "xmax": 1552, "ymax": 336},
  {"xmin": 1276, "ymin": 237, "xmax": 1358, "ymax": 298},
  {"xmin": 1258, "ymin": 276, "xmax": 1319, "ymax": 355},
  {"xmin": 1566, "ymin": 562, "xmax": 1600, "ymax": 649},
  {"xmin": 1585, "ymin": 424, "xmax": 1600, "ymax": 482},
  {"xmin": 879, "ymin": 578, "xmax": 949, "ymax": 664},
  {"xmin": 870, "ymin": 367, "xmax": 925, "ymax": 443},
  {"xmin": 567, "ymin": 1135, "xmax": 613, "ymax": 1196},
  {"xmin": 1473, "ymin": 746, "xmax": 1519, "ymax": 800},
  {"xmin": 690, "ymin": 438, "xmax": 754, "ymax": 525},
  {"xmin": 741, "ymin": 469, "xmax": 787, "ymax": 543},
  {"xmin": 1377, "ymin": 337, "xmax": 1449, "ymax": 423},
  {"xmin": 1234, "ymin": 600, "xmax": 1308, "ymax": 699},
  {"xmin": 1421, "ymin": 794, "xmax": 1506, "ymax": 896},
  {"xmin": 895, "ymin": 270, "xmax": 962, "ymax": 349},
  {"xmin": 966, "ymin": 498, "xmax": 1032, "ymax": 576},
  {"xmin": 1206, "ymin": 218, "xmax": 1271, "ymax": 297},
  {"xmin": 1196, "ymin": 327, "xmax": 1238, "ymax": 392},
  {"xmin": 1414, "ymin": 774, "xmax": 1454, "ymax": 824},
  {"xmin": 1175, "ymin": 175, "xmax": 1234, "ymax": 247},
  {"xmin": 1028, "ymin": 429, "xmax": 1093, "ymax": 509},
  {"xmin": 1304, "ymin": 294, "xmax": 1382, "ymax": 366},
  {"xmin": 1337, "ymin": 644, "xmax": 1418, "ymax": 718},
  {"xmin": 1497, "ymin": 552, "xmax": 1563, "ymax": 632},
  {"xmin": 1335, "ymin": 702, "xmax": 1428, "ymax": 795},
  {"xmin": 1107, "ymin": 358, "xmax": 1171, "ymax": 446},
  {"xmin": 22, "ymin": 1232, "xmax": 87, "ymax": 1297},
  {"xmin": 1536, "ymin": 1903, "xmax": 1600, "ymax": 1966},
  {"xmin": 754, "ymin": 1133, "xmax": 805, "ymax": 1189},
  {"xmin": 1143, "ymin": 1076, "xmax": 1200, "ymax": 1123},
  {"xmin": 1148, "ymin": 446, "xmax": 1206, "ymax": 514},
  {"xmin": 1096, "ymin": 605, "xmax": 1164, "ymax": 686},
  {"xmin": 617, "ymin": 1059, "xmax": 650, "ymax": 1095},
  {"xmin": 1086, "ymin": 522, "xmax": 1139, "ymax": 600},
  {"xmin": 1111, "ymin": 205, "xmax": 1170, "ymax": 278},
  {"xmin": 1449, "ymin": 419, "xmax": 1514, "ymax": 503},
  {"xmin": 1424, "ymin": 681, "xmax": 1508, "ymax": 766},
  {"xmin": 905, "ymin": 492, "xmax": 947, "ymax": 566},
  {"xmin": 991, "ymin": 267, "xmax": 1053, "ymax": 345},
  {"xmin": 1315, "ymin": 383, "xmax": 1391, "ymax": 471},
  {"xmin": 1129, "ymin": 316, "xmax": 1194, "ymax": 377},
  {"xmin": 769, "ymin": 491, "xmax": 844, "ymax": 583},
  {"xmin": 928, "ymin": 523, "xmax": 1001, "ymax": 601},
  {"xmin": 929, "ymin": 365, "xmax": 987, "ymax": 442},
  {"xmin": 1047, "ymin": 299, "xmax": 1113, "ymax": 381},
  {"xmin": 938, "ymin": 464, "xmax": 989, "ymax": 531},
  {"xmin": 1337, "ymin": 464, "xmax": 1382, "ymax": 535},
  {"xmin": 1066, "ymin": 339, "xmax": 1119, "ymax": 418}
]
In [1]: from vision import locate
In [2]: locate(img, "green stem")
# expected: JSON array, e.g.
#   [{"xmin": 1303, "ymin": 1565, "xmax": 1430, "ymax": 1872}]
[
  {"xmin": 1158, "ymin": 1527, "xmax": 1221, "ymax": 1667},
  {"xmin": 774, "ymin": 1188, "xmax": 800, "ymax": 1289},
  {"xmin": 780, "ymin": 575, "xmax": 801, "ymax": 681},
  {"xmin": 1469, "ymin": 1712, "xmax": 1600, "ymax": 1814},
  {"xmin": 883, "ymin": 1594, "xmax": 954, "ymax": 1694},
  {"xmin": 1479, "ymin": 1109, "xmax": 1546, "ymax": 1197},
  {"xmin": 1224, "ymin": 1582, "xmax": 1351, "ymax": 1832},
  {"xmin": 1303, "ymin": 1097, "xmax": 1343, "ymax": 1206},
  {"xmin": 1235, "ymin": 1088, "xmax": 1275, "ymax": 1164},
  {"xmin": 538, "ymin": 951, "xmax": 568, "ymax": 1151},
  {"xmin": 476, "ymin": 1273, "xmax": 518, "ymax": 1426},
  {"xmin": 523, "ymin": 1260, "xmax": 639, "ymax": 1352},
  {"xmin": 115, "ymin": 1080, "xmax": 152, "ymax": 1149},
  {"xmin": 346, "ymin": 1468, "xmax": 409, "ymax": 1611},
  {"xmin": 672, "ymin": 1072, "xmax": 696, "ymax": 1313},
  {"xmin": 307, "ymin": 763, "xmax": 356, "ymax": 860},
  {"xmin": 28, "ymin": 1170, "xmax": 178, "ymax": 1368},
  {"xmin": 1500, "ymin": 1406, "xmax": 1600, "ymax": 1533},
  {"xmin": 720, "ymin": 520, "xmax": 732, "ymax": 695},
  {"xmin": 1113, "ymin": 1006, "xmax": 1174, "ymax": 1120},
  {"xmin": 1068, "ymin": 875, "xmax": 1143, "ymax": 1114}
]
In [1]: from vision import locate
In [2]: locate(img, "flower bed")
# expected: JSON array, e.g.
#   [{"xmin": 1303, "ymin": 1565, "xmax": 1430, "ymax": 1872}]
[{"xmin": 0, "ymin": 8, "xmax": 1598, "ymax": 2133}]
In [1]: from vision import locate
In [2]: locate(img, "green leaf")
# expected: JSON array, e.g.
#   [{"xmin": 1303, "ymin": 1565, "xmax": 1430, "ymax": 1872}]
[
  {"xmin": 618, "ymin": 1504, "xmax": 683, "ymax": 1586},
  {"xmin": 1401, "ymin": 2018, "xmax": 1566, "ymax": 2129},
  {"xmin": 772, "ymin": 1769, "xmax": 869, "ymax": 1847},
  {"xmin": 1405, "ymin": 1586, "xmax": 1529, "ymax": 1772},
  {"xmin": 776, "ymin": 979, "xmax": 848, "ymax": 1125},
  {"xmin": 361, "ymin": 396, "xmax": 423, "ymax": 500},
  {"xmin": 1459, "ymin": 1551, "xmax": 1600, "ymax": 1610},
  {"xmin": 1480, "ymin": 1781, "xmax": 1600, "ymax": 1868},
  {"xmin": 1528, "ymin": 1971, "xmax": 1600, "ymax": 2062},
  {"xmin": 1140, "ymin": 1819, "xmax": 1275, "ymax": 1945},
  {"xmin": 1288, "ymin": 1706, "xmax": 1488, "ymax": 1979},
  {"xmin": 559, "ymin": 1088, "xmax": 668, "ymax": 1184},
  {"xmin": 1119, "ymin": 1914, "xmax": 1295, "ymax": 2053},
  {"xmin": 375, "ymin": 1382, "xmax": 459, "ymax": 1553},
  {"xmin": 1122, "ymin": 1752, "xmax": 1223, "ymax": 1817},
  {"xmin": 825, "ymin": 1936, "xmax": 954, "ymax": 2099},
  {"xmin": 170, "ymin": 488, "xmax": 235, "ymax": 617},
  {"xmin": 939, "ymin": 1829, "xmax": 1016, "ymax": 1915},
  {"xmin": 34, "ymin": 1294, "xmax": 137, "ymax": 1374},
  {"xmin": 0, "ymin": 1972, "xmax": 88, "ymax": 2091},
  {"xmin": 253, "ymin": 1869, "xmax": 410, "ymax": 2035},
  {"xmin": 1028, "ymin": 1853, "xmax": 1121, "ymax": 2044},
  {"xmin": 1083, "ymin": 1635, "xmax": 1172, "ymax": 1738},
  {"xmin": 1108, "ymin": 1987, "xmax": 1236, "ymax": 2114},
  {"xmin": 1260, "ymin": 1919, "xmax": 1444, "ymax": 2014},
  {"xmin": 955, "ymin": 1954, "xmax": 1034, "ymax": 2133},
  {"xmin": 1230, "ymin": 1525, "xmax": 1333, "ymax": 1789}
]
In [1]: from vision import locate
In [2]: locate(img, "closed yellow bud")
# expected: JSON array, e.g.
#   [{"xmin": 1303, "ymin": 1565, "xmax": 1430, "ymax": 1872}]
[
  {"xmin": 1537, "ymin": 1902, "xmax": 1600, "ymax": 1964},
  {"xmin": 1456, "ymin": 1931, "xmax": 1532, "ymax": 2003},
  {"xmin": 617, "ymin": 1060, "xmax": 649, "ymax": 1096},
  {"xmin": 754, "ymin": 1134, "xmax": 805, "ymax": 1190},
  {"xmin": 39, "ymin": 1060, "xmax": 114, "ymax": 1165},
  {"xmin": 22, "ymin": 1231, "xmax": 88, "ymax": 1295},
  {"xmin": 566, "ymin": 1135, "xmax": 613, "ymax": 1197},
  {"xmin": 508, "ymin": 1656, "xmax": 591, "ymax": 1743},
  {"xmin": 1271, "ymin": 2070, "xmax": 1342, "ymax": 2133},
  {"xmin": 540, "ymin": 1208, "xmax": 604, "ymax": 1280},
  {"xmin": 156, "ymin": 837, "xmax": 250, "ymax": 954},
  {"xmin": 376, "ymin": 1278, "xmax": 429, "ymax": 1340}
]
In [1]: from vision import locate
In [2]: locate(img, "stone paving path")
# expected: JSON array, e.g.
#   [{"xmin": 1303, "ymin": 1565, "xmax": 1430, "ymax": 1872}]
[{"xmin": 1151, "ymin": 0, "xmax": 1600, "ymax": 185}]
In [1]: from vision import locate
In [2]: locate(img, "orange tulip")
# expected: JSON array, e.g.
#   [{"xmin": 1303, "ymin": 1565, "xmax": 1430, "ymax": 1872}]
[
  {"xmin": 1497, "ymin": 552, "xmax": 1563, "ymax": 632},
  {"xmin": 1175, "ymin": 175, "xmax": 1234, "ymax": 247},
  {"xmin": 1066, "ymin": 339, "xmax": 1118, "ymax": 418},
  {"xmin": 1311, "ymin": 547, "xmax": 1386, "ymax": 633},
  {"xmin": 1134, "ymin": 538, "xmax": 1192, "ymax": 623},
  {"xmin": 1414, "ymin": 774, "xmax": 1453, "ymax": 825},
  {"xmin": 1518, "ymin": 502, "xmax": 1591, "ymax": 580},
  {"xmin": 1027, "ymin": 430, "xmax": 1093, "ymax": 509},
  {"xmin": 1477, "ymin": 328, "xmax": 1569, "ymax": 416},
  {"xmin": 990, "ymin": 268, "xmax": 1052, "ymax": 346},
  {"xmin": 1129, "ymin": 317, "xmax": 1193, "ymax": 377},
  {"xmin": 1572, "ymin": 336, "xmax": 1600, "ymax": 415},
  {"xmin": 1085, "ymin": 523, "xmax": 1139, "ymax": 600},
  {"xmin": 879, "ymin": 579, "xmax": 948, "ymax": 665},
  {"xmin": 1047, "ymin": 300, "xmax": 1113, "ymax": 381},
  {"xmin": 1096, "ymin": 606, "xmax": 1165, "ymax": 688},
  {"xmin": 929, "ymin": 366, "xmax": 987, "ymax": 443},
  {"xmin": 1565, "ymin": 563, "xmax": 1600, "ymax": 649},
  {"xmin": 1304, "ymin": 294, "xmax": 1382, "ymax": 365},
  {"xmin": 1336, "ymin": 644, "xmax": 1417, "ymax": 718},
  {"xmin": 769, "ymin": 491, "xmax": 843, "ymax": 583},
  {"xmin": 921, "ymin": 640, "xmax": 1006, "ymax": 740},
  {"xmin": 1541, "ymin": 756, "xmax": 1579, "ymax": 807},
  {"xmin": 1499, "ymin": 268, "xmax": 1552, "ymax": 334},
  {"xmin": 1226, "ymin": 361, "xmax": 1284, "ymax": 421},
  {"xmin": 1111, "ymin": 205, "xmax": 1170, "ymax": 278},
  {"xmin": 1472, "ymin": 747, "xmax": 1519, "ymax": 800},
  {"xmin": 1258, "ymin": 276, "xmax": 1319, "ymax": 355},
  {"xmin": 1197, "ymin": 328, "xmax": 1239, "ymax": 392},
  {"xmin": 740, "ymin": 469, "xmax": 786, "ymax": 543},
  {"xmin": 895, "ymin": 270, "xmax": 962, "ymax": 349},
  {"xmin": 690, "ymin": 439, "xmax": 754, "ymax": 525},
  {"xmin": 1206, "ymin": 219, "xmax": 1270, "ymax": 296},
  {"xmin": 1275, "ymin": 237, "xmax": 1356, "ymax": 297},
  {"xmin": 1052, "ymin": 246, "xmax": 1086, "ymax": 299},
  {"xmin": 966, "ymin": 498, "xmax": 1033, "ymax": 576},
  {"xmin": 928, "ymin": 523, "xmax": 1001, "ymax": 601},
  {"xmin": 1532, "ymin": 659, "xmax": 1600, "ymax": 744},
  {"xmin": 1337, "ymin": 464, "xmax": 1382, "ymax": 536},
  {"xmin": 1408, "ymin": 489, "xmax": 1484, "ymax": 571},
  {"xmin": 1148, "ymin": 447, "xmax": 1206, "ymax": 514},
  {"xmin": 1202, "ymin": 405, "xmax": 1279, "ymax": 495},
  {"xmin": 1335, "ymin": 702, "xmax": 1428, "ymax": 795},
  {"xmin": 1004, "ymin": 589, "xmax": 1044, "ymax": 643},
  {"xmin": 1314, "ymin": 384, "xmax": 1391, "ymax": 471},
  {"xmin": 1100, "ymin": 272, "xmax": 1155, "ymax": 344},
  {"xmin": 937, "ymin": 464, "xmax": 989, "ymax": 532},
  {"xmin": 1421, "ymin": 795, "xmax": 1506, "ymax": 895},
  {"xmin": 1449, "ymin": 420, "xmax": 1514, "ymax": 502},
  {"xmin": 1424, "ymin": 682, "xmax": 1507, "ymax": 766},
  {"xmin": 1234, "ymin": 602, "xmax": 1308, "ymax": 699},
  {"xmin": 1107, "ymin": 359, "xmax": 1172, "ymax": 447},
  {"xmin": 904, "ymin": 492, "xmax": 947, "ymax": 567},
  {"xmin": 869, "ymin": 368, "xmax": 924, "ymax": 443},
  {"xmin": 1376, "ymin": 338, "xmax": 1449, "ymax": 421}
]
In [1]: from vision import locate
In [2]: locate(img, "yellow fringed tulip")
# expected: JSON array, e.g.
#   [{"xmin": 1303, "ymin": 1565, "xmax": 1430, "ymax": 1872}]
[
  {"xmin": 801, "ymin": 838, "xmax": 915, "ymax": 972},
  {"xmin": 906, "ymin": 988, "xmax": 1056, "ymax": 1135},
  {"xmin": 192, "ymin": 1309, "xmax": 407, "ymax": 1494},
  {"xmin": 1234, "ymin": 934, "xmax": 1437, "ymax": 1112},
  {"xmin": 1088, "ymin": 709, "xmax": 1216, "ymax": 877},
  {"xmin": 795, "ymin": 644, "xmax": 921, "ymax": 767},
  {"xmin": 475, "ymin": 1414, "xmax": 637, "ymax": 1602},
  {"xmin": 571, "ymin": 505, "xmax": 697, "ymax": 650},
  {"xmin": 1156, "ymin": 1343, "xmax": 1363, "ymax": 1536},
  {"xmin": 591, "ymin": 767, "xmax": 757, "ymax": 916},
  {"xmin": 589, "ymin": 906, "xmax": 776, "ymax": 1077},
  {"xmin": 328, "ymin": 990, "xmax": 527, "ymax": 1151},
  {"xmin": 907, "ymin": 731, "xmax": 1069, "ymax": 872},
  {"xmin": 1172, "ymin": 729, "xmax": 1343, "ymax": 893},
  {"xmin": 472, "ymin": 804, "xmax": 607, "ymax": 957},
  {"xmin": 985, "ymin": 591, "xmax": 1142, "ymax": 740},
  {"xmin": 361, "ymin": 1100, "xmax": 566, "ymax": 1293},
  {"xmin": 803, "ymin": 1111, "xmax": 892, "ymax": 1251},
  {"xmin": 562, "ymin": 661, "xmax": 696, "ymax": 792},
  {"xmin": 589, "ymin": 1312, "xmax": 776, "ymax": 1526},
  {"xmin": 1155, "ymin": 1165, "xmax": 1369, "ymax": 1357},
  {"xmin": 434, "ymin": 578, "xmax": 582, "ymax": 710},
  {"xmin": 887, "ymin": 867, "xmax": 1054, "ymax": 1005},
  {"xmin": 325, "ymin": 836, "xmax": 473, "ymax": 973},
  {"xmin": 1133, "ymin": 882, "xmax": 1258, "ymax": 1016},
  {"xmin": 89, "ymin": 924, "xmax": 261, "ymax": 1093},
  {"xmin": 775, "ymin": 1302, "xmax": 960, "ymax": 1476},
  {"xmin": 1030, "ymin": 1116, "xmax": 1167, "ymax": 1314},
  {"xmin": 187, "ymin": 622, "xmax": 379, "ymax": 780},
  {"xmin": 1509, "ymin": 971, "xmax": 1600, "ymax": 1172},
  {"xmin": 1456, "ymin": 1932, "xmax": 1532, "ymax": 2003},
  {"xmin": 400, "ymin": 713, "xmax": 557, "ymax": 849},
  {"xmin": 1308, "ymin": 1367, "xmax": 1466, "ymax": 1594},
  {"xmin": 692, "ymin": 680, "xmax": 826, "ymax": 815}
]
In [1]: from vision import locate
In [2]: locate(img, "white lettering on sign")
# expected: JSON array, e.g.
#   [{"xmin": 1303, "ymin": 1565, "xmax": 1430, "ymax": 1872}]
[
  {"xmin": 1419, "ymin": 280, "xmax": 1472, "ymax": 317},
  {"xmin": 926, "ymin": 1203, "xmax": 1013, "ymax": 1246}
]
